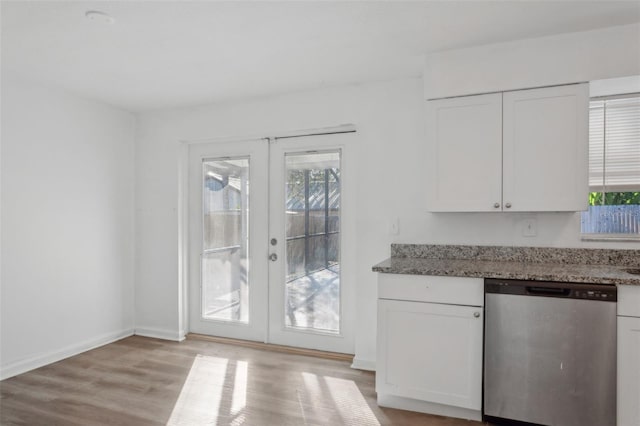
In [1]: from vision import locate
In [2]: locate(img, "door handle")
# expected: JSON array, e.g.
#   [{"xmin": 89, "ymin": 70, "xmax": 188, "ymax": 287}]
[{"xmin": 269, "ymin": 253, "xmax": 278, "ymax": 262}]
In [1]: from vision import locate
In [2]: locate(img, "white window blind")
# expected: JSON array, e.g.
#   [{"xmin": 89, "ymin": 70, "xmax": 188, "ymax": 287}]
[{"xmin": 589, "ymin": 96, "xmax": 640, "ymax": 192}]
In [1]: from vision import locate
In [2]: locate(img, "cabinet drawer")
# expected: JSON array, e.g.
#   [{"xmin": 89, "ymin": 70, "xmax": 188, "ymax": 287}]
[
  {"xmin": 378, "ymin": 274, "xmax": 483, "ymax": 306},
  {"xmin": 618, "ymin": 285, "xmax": 640, "ymax": 317}
]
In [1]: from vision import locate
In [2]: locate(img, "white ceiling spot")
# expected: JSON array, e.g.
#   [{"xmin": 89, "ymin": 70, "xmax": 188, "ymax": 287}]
[{"xmin": 2, "ymin": 1, "xmax": 639, "ymax": 112}]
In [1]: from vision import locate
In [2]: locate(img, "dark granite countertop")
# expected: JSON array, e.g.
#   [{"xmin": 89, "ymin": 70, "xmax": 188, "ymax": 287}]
[{"xmin": 372, "ymin": 244, "xmax": 640, "ymax": 286}]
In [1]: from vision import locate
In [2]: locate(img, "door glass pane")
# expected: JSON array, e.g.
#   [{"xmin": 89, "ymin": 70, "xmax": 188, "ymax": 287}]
[
  {"xmin": 202, "ymin": 157, "xmax": 249, "ymax": 322},
  {"xmin": 284, "ymin": 151, "xmax": 341, "ymax": 333}
]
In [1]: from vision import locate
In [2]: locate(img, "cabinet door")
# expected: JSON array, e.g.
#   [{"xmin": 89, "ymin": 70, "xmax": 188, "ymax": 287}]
[
  {"xmin": 376, "ymin": 299, "xmax": 483, "ymax": 410},
  {"xmin": 502, "ymin": 84, "xmax": 588, "ymax": 212},
  {"xmin": 426, "ymin": 93, "xmax": 503, "ymax": 212},
  {"xmin": 618, "ymin": 316, "xmax": 640, "ymax": 426}
]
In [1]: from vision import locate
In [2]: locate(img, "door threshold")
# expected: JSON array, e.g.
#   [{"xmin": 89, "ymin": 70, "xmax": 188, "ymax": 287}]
[{"xmin": 187, "ymin": 333, "xmax": 354, "ymax": 362}]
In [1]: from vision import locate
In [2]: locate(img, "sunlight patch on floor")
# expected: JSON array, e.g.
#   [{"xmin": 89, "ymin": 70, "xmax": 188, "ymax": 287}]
[
  {"xmin": 301, "ymin": 370, "xmax": 321, "ymax": 394},
  {"xmin": 166, "ymin": 353, "xmax": 379, "ymax": 425},
  {"xmin": 231, "ymin": 360, "xmax": 248, "ymax": 416},
  {"xmin": 324, "ymin": 375, "xmax": 380, "ymax": 426},
  {"xmin": 167, "ymin": 355, "xmax": 229, "ymax": 426},
  {"xmin": 301, "ymin": 372, "xmax": 380, "ymax": 426}
]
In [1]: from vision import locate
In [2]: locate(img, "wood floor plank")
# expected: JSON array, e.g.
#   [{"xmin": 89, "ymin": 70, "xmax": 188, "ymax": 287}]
[{"xmin": 1, "ymin": 336, "xmax": 488, "ymax": 426}]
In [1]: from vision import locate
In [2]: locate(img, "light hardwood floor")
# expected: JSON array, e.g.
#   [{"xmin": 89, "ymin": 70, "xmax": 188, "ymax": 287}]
[{"xmin": 0, "ymin": 335, "xmax": 487, "ymax": 426}]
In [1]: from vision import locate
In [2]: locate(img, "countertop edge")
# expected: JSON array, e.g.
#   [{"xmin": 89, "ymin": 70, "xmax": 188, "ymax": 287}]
[{"xmin": 372, "ymin": 258, "xmax": 640, "ymax": 286}]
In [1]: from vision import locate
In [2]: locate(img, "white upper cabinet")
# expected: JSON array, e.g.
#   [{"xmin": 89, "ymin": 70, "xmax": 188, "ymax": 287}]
[
  {"xmin": 503, "ymin": 84, "xmax": 589, "ymax": 212},
  {"xmin": 427, "ymin": 83, "xmax": 589, "ymax": 212},
  {"xmin": 427, "ymin": 93, "xmax": 503, "ymax": 212}
]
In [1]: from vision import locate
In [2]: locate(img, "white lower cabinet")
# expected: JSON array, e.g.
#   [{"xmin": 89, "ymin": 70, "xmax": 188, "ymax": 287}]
[
  {"xmin": 618, "ymin": 285, "xmax": 640, "ymax": 426},
  {"xmin": 376, "ymin": 274, "xmax": 483, "ymax": 421}
]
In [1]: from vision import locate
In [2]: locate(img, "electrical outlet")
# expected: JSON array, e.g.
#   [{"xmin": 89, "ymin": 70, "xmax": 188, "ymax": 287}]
[{"xmin": 522, "ymin": 219, "xmax": 537, "ymax": 237}]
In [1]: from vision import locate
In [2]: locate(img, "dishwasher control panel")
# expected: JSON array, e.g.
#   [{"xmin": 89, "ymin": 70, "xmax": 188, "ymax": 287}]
[
  {"xmin": 485, "ymin": 278, "xmax": 617, "ymax": 302},
  {"xmin": 573, "ymin": 288, "xmax": 617, "ymax": 301}
]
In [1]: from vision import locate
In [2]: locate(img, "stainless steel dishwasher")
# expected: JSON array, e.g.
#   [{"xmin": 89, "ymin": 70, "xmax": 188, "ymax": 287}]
[{"xmin": 483, "ymin": 278, "xmax": 617, "ymax": 426}]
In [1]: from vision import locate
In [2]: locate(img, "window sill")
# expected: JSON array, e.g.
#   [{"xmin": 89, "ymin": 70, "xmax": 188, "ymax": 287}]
[{"xmin": 581, "ymin": 233, "xmax": 640, "ymax": 242}]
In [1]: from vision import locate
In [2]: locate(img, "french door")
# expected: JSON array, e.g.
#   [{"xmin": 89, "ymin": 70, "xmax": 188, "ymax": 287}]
[
  {"xmin": 188, "ymin": 139, "xmax": 268, "ymax": 342},
  {"xmin": 188, "ymin": 132, "xmax": 354, "ymax": 353}
]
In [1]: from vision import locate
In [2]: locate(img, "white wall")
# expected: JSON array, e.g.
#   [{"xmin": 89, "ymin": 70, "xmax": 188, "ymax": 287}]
[
  {"xmin": 425, "ymin": 23, "xmax": 640, "ymax": 99},
  {"xmin": 135, "ymin": 77, "xmax": 639, "ymax": 368},
  {"xmin": 0, "ymin": 75, "xmax": 136, "ymax": 379}
]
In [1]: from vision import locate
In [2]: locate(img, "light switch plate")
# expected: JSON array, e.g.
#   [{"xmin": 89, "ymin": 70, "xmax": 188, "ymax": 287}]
[{"xmin": 390, "ymin": 217, "xmax": 399, "ymax": 235}]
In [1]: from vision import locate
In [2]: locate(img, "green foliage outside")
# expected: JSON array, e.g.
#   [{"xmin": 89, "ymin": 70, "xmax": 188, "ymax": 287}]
[{"xmin": 589, "ymin": 192, "xmax": 640, "ymax": 206}]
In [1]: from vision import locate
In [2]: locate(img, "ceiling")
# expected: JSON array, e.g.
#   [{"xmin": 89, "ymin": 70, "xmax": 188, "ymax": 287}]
[{"xmin": 2, "ymin": 1, "xmax": 639, "ymax": 112}]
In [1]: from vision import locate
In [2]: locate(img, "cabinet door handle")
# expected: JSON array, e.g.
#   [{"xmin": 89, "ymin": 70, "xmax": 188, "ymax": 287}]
[
  {"xmin": 493, "ymin": 203, "xmax": 500, "ymax": 209},
  {"xmin": 474, "ymin": 312, "xmax": 481, "ymax": 318},
  {"xmin": 505, "ymin": 203, "xmax": 512, "ymax": 209}
]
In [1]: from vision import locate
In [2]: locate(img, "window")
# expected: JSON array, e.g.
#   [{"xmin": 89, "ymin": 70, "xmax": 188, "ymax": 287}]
[{"xmin": 581, "ymin": 95, "xmax": 640, "ymax": 238}]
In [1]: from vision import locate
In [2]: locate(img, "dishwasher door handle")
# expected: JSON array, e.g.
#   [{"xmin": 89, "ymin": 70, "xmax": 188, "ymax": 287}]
[{"xmin": 526, "ymin": 286, "xmax": 571, "ymax": 296}]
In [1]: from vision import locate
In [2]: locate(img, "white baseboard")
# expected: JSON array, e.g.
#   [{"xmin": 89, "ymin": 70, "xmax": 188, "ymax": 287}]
[
  {"xmin": 377, "ymin": 394, "xmax": 482, "ymax": 422},
  {"xmin": 351, "ymin": 357, "xmax": 376, "ymax": 371},
  {"xmin": 0, "ymin": 328, "xmax": 134, "ymax": 381},
  {"xmin": 134, "ymin": 326, "xmax": 184, "ymax": 341}
]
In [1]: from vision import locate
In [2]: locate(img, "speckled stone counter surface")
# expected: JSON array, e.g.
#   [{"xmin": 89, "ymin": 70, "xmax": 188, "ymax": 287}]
[{"xmin": 372, "ymin": 244, "xmax": 640, "ymax": 286}]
